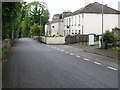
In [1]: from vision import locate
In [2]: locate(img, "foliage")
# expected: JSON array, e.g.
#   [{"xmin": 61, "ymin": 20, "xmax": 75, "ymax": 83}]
[
  {"xmin": 52, "ymin": 34, "xmax": 63, "ymax": 37},
  {"xmin": 27, "ymin": 1, "xmax": 50, "ymax": 35},
  {"xmin": 2, "ymin": 2, "xmax": 23, "ymax": 39},
  {"xmin": 112, "ymin": 47, "xmax": 120, "ymax": 51},
  {"xmin": 30, "ymin": 23, "xmax": 43, "ymax": 36},
  {"xmin": 94, "ymin": 41, "xmax": 99, "ymax": 45},
  {"xmin": 103, "ymin": 30, "xmax": 118, "ymax": 44},
  {"xmin": 112, "ymin": 27, "xmax": 120, "ymax": 40},
  {"xmin": 2, "ymin": 1, "xmax": 50, "ymax": 39}
]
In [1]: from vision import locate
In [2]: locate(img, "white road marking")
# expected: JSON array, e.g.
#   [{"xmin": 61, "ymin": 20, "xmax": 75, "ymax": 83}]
[
  {"xmin": 47, "ymin": 45, "xmax": 50, "ymax": 47},
  {"xmin": 61, "ymin": 50, "xmax": 64, "ymax": 52},
  {"xmin": 76, "ymin": 55, "xmax": 81, "ymax": 58},
  {"xmin": 94, "ymin": 62, "xmax": 101, "ymax": 65},
  {"xmin": 107, "ymin": 67, "xmax": 117, "ymax": 71},
  {"xmin": 83, "ymin": 58, "xmax": 90, "ymax": 61},
  {"xmin": 57, "ymin": 48, "xmax": 60, "ymax": 50},
  {"xmin": 65, "ymin": 51, "xmax": 69, "ymax": 53},
  {"xmin": 70, "ymin": 53, "xmax": 74, "ymax": 55}
]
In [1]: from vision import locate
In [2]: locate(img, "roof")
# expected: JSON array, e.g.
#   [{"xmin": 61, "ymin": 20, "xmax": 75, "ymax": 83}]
[
  {"xmin": 65, "ymin": 2, "xmax": 120, "ymax": 17},
  {"xmin": 46, "ymin": 19, "xmax": 64, "ymax": 25}
]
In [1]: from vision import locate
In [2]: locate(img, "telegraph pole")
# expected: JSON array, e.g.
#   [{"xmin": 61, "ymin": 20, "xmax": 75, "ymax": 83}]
[{"xmin": 101, "ymin": 0, "xmax": 104, "ymax": 48}]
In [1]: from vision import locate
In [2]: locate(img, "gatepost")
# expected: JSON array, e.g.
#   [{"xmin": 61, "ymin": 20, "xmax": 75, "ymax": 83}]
[
  {"xmin": 99, "ymin": 35, "xmax": 102, "ymax": 48},
  {"xmin": 89, "ymin": 34, "xmax": 94, "ymax": 46}
]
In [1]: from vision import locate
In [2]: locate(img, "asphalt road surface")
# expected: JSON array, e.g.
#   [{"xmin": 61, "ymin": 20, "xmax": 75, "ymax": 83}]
[{"xmin": 2, "ymin": 38, "xmax": 118, "ymax": 88}]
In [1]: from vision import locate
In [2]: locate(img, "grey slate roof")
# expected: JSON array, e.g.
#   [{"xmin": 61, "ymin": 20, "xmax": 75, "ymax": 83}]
[
  {"xmin": 65, "ymin": 2, "xmax": 120, "ymax": 17},
  {"xmin": 46, "ymin": 19, "xmax": 64, "ymax": 25}
]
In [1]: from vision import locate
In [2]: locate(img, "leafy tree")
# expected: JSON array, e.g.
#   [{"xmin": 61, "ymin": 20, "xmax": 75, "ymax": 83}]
[
  {"xmin": 103, "ymin": 30, "xmax": 118, "ymax": 44},
  {"xmin": 2, "ymin": 2, "xmax": 23, "ymax": 39},
  {"xmin": 2, "ymin": 1, "xmax": 50, "ymax": 39},
  {"xmin": 28, "ymin": 1, "xmax": 50, "ymax": 35},
  {"xmin": 30, "ymin": 23, "xmax": 43, "ymax": 36}
]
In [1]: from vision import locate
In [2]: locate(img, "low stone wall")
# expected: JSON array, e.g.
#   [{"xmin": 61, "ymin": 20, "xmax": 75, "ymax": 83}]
[
  {"xmin": 41, "ymin": 37, "xmax": 65, "ymax": 44},
  {"xmin": 1, "ymin": 39, "xmax": 12, "ymax": 62}
]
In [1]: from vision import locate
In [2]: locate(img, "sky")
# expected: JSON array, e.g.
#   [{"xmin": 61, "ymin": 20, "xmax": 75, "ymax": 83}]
[{"xmin": 24, "ymin": 0, "xmax": 120, "ymax": 21}]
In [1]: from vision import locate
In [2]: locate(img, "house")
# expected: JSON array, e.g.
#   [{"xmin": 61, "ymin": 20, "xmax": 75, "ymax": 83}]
[
  {"xmin": 64, "ymin": 2, "xmax": 120, "ymax": 36},
  {"xmin": 45, "ymin": 11, "xmax": 72, "ymax": 36},
  {"xmin": 45, "ymin": 19, "xmax": 64, "ymax": 36},
  {"xmin": 45, "ymin": 2, "xmax": 120, "ymax": 37},
  {"xmin": 45, "ymin": 14, "xmax": 64, "ymax": 36}
]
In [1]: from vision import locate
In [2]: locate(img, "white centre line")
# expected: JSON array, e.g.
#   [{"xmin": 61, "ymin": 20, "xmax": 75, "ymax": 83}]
[
  {"xmin": 65, "ymin": 51, "xmax": 69, "ymax": 53},
  {"xmin": 76, "ymin": 55, "xmax": 81, "ymax": 58},
  {"xmin": 70, "ymin": 53, "xmax": 74, "ymax": 55},
  {"xmin": 47, "ymin": 45, "xmax": 50, "ymax": 47},
  {"xmin": 107, "ymin": 66, "xmax": 117, "ymax": 71},
  {"xmin": 94, "ymin": 62, "xmax": 101, "ymax": 65},
  {"xmin": 83, "ymin": 58, "xmax": 90, "ymax": 61},
  {"xmin": 57, "ymin": 48, "xmax": 60, "ymax": 50},
  {"xmin": 61, "ymin": 50, "xmax": 64, "ymax": 52}
]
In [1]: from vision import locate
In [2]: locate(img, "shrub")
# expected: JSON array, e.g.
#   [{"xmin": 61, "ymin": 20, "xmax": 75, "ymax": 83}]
[
  {"xmin": 103, "ymin": 30, "xmax": 118, "ymax": 44},
  {"xmin": 52, "ymin": 34, "xmax": 63, "ymax": 37}
]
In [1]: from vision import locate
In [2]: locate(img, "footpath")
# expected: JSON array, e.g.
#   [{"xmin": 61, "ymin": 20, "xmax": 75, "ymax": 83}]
[{"xmin": 69, "ymin": 44, "xmax": 119, "ymax": 60}]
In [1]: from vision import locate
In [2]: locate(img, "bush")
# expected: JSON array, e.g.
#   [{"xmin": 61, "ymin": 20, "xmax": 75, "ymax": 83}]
[
  {"xmin": 52, "ymin": 34, "xmax": 63, "ymax": 37},
  {"xmin": 103, "ymin": 30, "xmax": 118, "ymax": 44}
]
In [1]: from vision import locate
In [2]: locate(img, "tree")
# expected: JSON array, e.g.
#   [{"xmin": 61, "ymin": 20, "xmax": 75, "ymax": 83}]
[
  {"xmin": 103, "ymin": 30, "xmax": 118, "ymax": 44},
  {"xmin": 2, "ymin": 2, "xmax": 24, "ymax": 39},
  {"xmin": 30, "ymin": 23, "xmax": 43, "ymax": 36},
  {"xmin": 2, "ymin": 1, "xmax": 50, "ymax": 39},
  {"xmin": 27, "ymin": 1, "xmax": 50, "ymax": 35}
]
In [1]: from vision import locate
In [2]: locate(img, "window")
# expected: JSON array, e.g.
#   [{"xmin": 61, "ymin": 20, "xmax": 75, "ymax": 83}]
[
  {"xmin": 78, "ymin": 15, "xmax": 80, "ymax": 26},
  {"xmin": 69, "ymin": 18, "xmax": 71, "ymax": 26},
  {"xmin": 75, "ymin": 30, "xmax": 77, "ymax": 34},
  {"xmin": 52, "ymin": 26, "xmax": 54, "ymax": 28},
  {"xmin": 79, "ymin": 30, "xmax": 80, "ymax": 34},
  {"xmin": 76, "ymin": 16, "xmax": 77, "ymax": 26},
  {"xmin": 72, "ymin": 16, "xmax": 73, "ymax": 26},
  {"xmin": 72, "ymin": 30, "xmax": 74, "ymax": 35},
  {"xmin": 69, "ymin": 30, "xmax": 70, "ymax": 34}
]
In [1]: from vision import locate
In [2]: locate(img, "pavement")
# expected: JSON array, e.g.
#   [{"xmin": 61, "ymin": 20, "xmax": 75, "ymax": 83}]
[
  {"xmin": 69, "ymin": 44, "xmax": 119, "ymax": 60},
  {"xmin": 2, "ymin": 38, "xmax": 118, "ymax": 88}
]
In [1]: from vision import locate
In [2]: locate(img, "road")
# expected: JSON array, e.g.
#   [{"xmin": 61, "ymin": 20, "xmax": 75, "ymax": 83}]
[{"xmin": 2, "ymin": 38, "xmax": 118, "ymax": 88}]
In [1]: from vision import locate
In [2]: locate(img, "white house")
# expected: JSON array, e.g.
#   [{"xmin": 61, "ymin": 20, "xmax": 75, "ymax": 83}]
[
  {"xmin": 45, "ymin": 12, "xmax": 73, "ymax": 36},
  {"xmin": 45, "ymin": 19, "xmax": 64, "ymax": 36},
  {"xmin": 45, "ymin": 14, "xmax": 64, "ymax": 36},
  {"xmin": 45, "ymin": 2, "xmax": 120, "ymax": 37},
  {"xmin": 64, "ymin": 2, "xmax": 120, "ymax": 36}
]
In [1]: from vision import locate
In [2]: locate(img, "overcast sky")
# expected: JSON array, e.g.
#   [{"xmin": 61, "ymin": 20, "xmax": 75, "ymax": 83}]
[{"xmin": 24, "ymin": 0, "xmax": 120, "ymax": 21}]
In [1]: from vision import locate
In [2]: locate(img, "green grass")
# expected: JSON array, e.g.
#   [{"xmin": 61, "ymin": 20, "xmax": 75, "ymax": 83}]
[
  {"xmin": 79, "ymin": 41, "xmax": 99, "ymax": 46},
  {"xmin": 111, "ymin": 47, "xmax": 120, "ymax": 50},
  {"xmin": 94, "ymin": 41, "xmax": 99, "ymax": 45},
  {"xmin": 80, "ymin": 42, "xmax": 89, "ymax": 46}
]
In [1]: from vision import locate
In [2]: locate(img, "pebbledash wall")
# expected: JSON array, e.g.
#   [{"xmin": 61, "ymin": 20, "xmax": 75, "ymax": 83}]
[{"xmin": 83, "ymin": 13, "xmax": 118, "ymax": 34}]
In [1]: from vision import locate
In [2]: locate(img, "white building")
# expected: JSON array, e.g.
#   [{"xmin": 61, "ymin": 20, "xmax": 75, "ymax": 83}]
[
  {"xmin": 64, "ymin": 2, "xmax": 120, "ymax": 36},
  {"xmin": 45, "ymin": 19, "xmax": 64, "ymax": 36},
  {"xmin": 45, "ymin": 12, "xmax": 72, "ymax": 36},
  {"xmin": 45, "ymin": 2, "xmax": 120, "ymax": 37}
]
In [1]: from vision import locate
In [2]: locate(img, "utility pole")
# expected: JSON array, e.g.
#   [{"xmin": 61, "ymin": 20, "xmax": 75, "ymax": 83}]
[{"xmin": 101, "ymin": 0, "xmax": 104, "ymax": 48}]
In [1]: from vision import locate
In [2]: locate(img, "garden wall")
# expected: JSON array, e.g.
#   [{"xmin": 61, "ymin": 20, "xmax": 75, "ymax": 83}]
[{"xmin": 41, "ymin": 37, "xmax": 65, "ymax": 44}]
